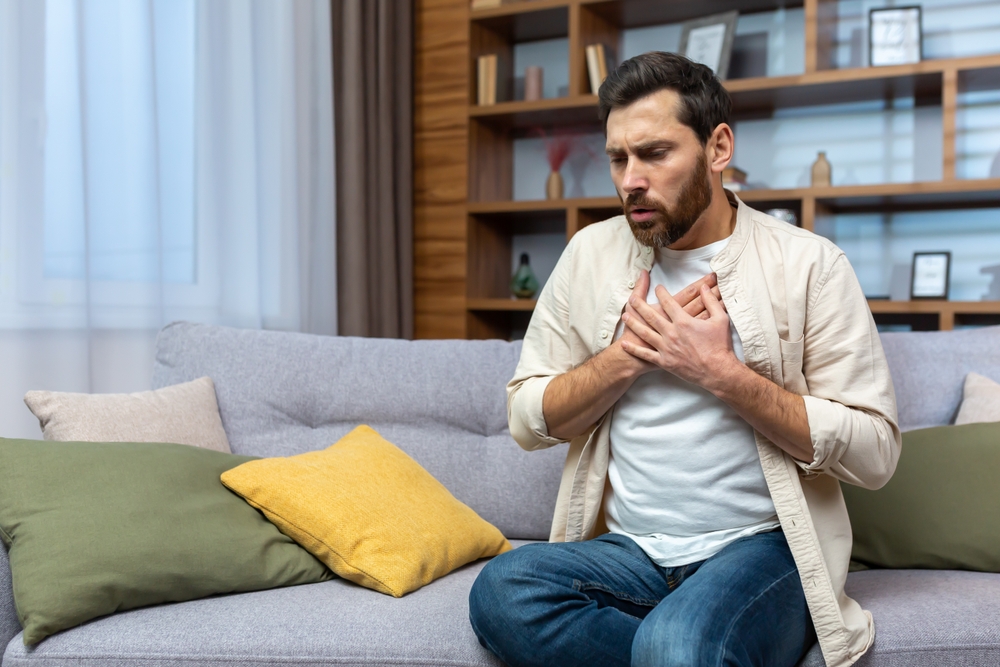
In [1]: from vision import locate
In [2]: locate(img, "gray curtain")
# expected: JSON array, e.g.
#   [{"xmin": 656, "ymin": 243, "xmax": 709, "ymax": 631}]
[{"xmin": 331, "ymin": 0, "xmax": 414, "ymax": 339}]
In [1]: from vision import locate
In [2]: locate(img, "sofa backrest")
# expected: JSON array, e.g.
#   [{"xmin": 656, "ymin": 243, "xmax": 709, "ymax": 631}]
[
  {"xmin": 880, "ymin": 325, "xmax": 1000, "ymax": 432},
  {"xmin": 151, "ymin": 322, "xmax": 565, "ymax": 542}
]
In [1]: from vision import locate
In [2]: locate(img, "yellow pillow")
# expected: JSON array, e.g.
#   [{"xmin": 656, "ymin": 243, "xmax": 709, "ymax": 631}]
[{"xmin": 220, "ymin": 425, "xmax": 511, "ymax": 597}]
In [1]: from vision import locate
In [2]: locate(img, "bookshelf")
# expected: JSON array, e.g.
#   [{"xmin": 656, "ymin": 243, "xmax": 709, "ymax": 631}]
[{"xmin": 411, "ymin": 0, "xmax": 1000, "ymax": 339}]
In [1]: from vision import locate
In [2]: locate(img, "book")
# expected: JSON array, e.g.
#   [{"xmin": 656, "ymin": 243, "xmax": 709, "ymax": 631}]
[
  {"xmin": 477, "ymin": 54, "xmax": 498, "ymax": 105},
  {"xmin": 585, "ymin": 44, "xmax": 610, "ymax": 94},
  {"xmin": 471, "ymin": 0, "xmax": 502, "ymax": 8}
]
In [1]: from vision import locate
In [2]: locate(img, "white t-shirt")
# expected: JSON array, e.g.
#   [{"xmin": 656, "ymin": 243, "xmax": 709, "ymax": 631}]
[{"xmin": 605, "ymin": 236, "xmax": 780, "ymax": 567}]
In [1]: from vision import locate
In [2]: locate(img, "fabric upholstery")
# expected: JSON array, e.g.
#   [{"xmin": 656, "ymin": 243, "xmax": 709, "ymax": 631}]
[
  {"xmin": 1, "ymin": 543, "xmax": 534, "ymax": 667},
  {"xmin": 23, "ymin": 377, "xmax": 231, "ymax": 453},
  {"xmin": 796, "ymin": 569, "xmax": 1000, "ymax": 666},
  {"xmin": 151, "ymin": 322, "xmax": 564, "ymax": 541},
  {"xmin": 955, "ymin": 372, "xmax": 1000, "ymax": 425},
  {"xmin": 222, "ymin": 425, "xmax": 511, "ymax": 597},
  {"xmin": 0, "ymin": 438, "xmax": 330, "ymax": 645},
  {"xmin": 880, "ymin": 326, "xmax": 1000, "ymax": 431}
]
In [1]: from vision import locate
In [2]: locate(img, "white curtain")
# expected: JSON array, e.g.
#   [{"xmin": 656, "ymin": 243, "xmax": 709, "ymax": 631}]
[{"xmin": 0, "ymin": 0, "xmax": 337, "ymax": 438}]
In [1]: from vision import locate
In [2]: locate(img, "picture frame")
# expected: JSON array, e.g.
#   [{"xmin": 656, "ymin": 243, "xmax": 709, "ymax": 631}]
[
  {"xmin": 678, "ymin": 11, "xmax": 739, "ymax": 80},
  {"xmin": 869, "ymin": 6, "xmax": 922, "ymax": 67},
  {"xmin": 910, "ymin": 251, "xmax": 951, "ymax": 300}
]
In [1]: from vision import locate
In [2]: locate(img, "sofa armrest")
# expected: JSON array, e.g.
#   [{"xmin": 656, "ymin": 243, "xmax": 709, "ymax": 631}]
[{"xmin": 0, "ymin": 543, "xmax": 20, "ymax": 650}]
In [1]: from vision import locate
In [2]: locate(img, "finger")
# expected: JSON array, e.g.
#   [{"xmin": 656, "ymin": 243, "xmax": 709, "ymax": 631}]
[
  {"xmin": 711, "ymin": 286, "xmax": 726, "ymax": 312},
  {"xmin": 683, "ymin": 294, "xmax": 705, "ymax": 318},
  {"xmin": 674, "ymin": 272, "xmax": 717, "ymax": 309},
  {"xmin": 701, "ymin": 284, "xmax": 727, "ymax": 318},
  {"xmin": 653, "ymin": 284, "xmax": 686, "ymax": 322},
  {"xmin": 634, "ymin": 269, "xmax": 650, "ymax": 300},
  {"xmin": 629, "ymin": 292, "xmax": 672, "ymax": 332},
  {"xmin": 620, "ymin": 338, "xmax": 657, "ymax": 364},
  {"xmin": 622, "ymin": 310, "xmax": 662, "ymax": 348}
]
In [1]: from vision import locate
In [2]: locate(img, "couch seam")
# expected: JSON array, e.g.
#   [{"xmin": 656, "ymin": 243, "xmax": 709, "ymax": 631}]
[{"xmin": 4, "ymin": 655, "xmax": 487, "ymax": 665}]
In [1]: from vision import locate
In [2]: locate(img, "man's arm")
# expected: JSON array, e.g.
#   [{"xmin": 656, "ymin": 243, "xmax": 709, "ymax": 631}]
[
  {"xmin": 543, "ymin": 271, "xmax": 723, "ymax": 440},
  {"xmin": 620, "ymin": 279, "xmax": 813, "ymax": 462}
]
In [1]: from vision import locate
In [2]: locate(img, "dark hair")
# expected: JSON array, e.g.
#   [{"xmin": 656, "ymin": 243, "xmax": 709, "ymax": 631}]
[{"xmin": 597, "ymin": 52, "xmax": 732, "ymax": 145}]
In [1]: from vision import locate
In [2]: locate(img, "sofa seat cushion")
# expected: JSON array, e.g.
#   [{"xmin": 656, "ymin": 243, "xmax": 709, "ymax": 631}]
[
  {"xmin": 1, "ymin": 543, "xmax": 535, "ymax": 667},
  {"xmin": 797, "ymin": 569, "xmax": 1000, "ymax": 666}
]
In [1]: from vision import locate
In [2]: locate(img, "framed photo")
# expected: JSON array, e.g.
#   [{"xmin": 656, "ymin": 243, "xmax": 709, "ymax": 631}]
[
  {"xmin": 678, "ymin": 11, "xmax": 738, "ymax": 80},
  {"xmin": 870, "ymin": 6, "xmax": 922, "ymax": 67},
  {"xmin": 911, "ymin": 251, "xmax": 951, "ymax": 300}
]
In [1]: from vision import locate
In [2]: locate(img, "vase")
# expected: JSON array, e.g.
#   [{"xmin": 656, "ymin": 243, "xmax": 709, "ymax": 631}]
[
  {"xmin": 510, "ymin": 253, "xmax": 540, "ymax": 299},
  {"xmin": 524, "ymin": 66, "xmax": 543, "ymax": 101},
  {"xmin": 811, "ymin": 151, "xmax": 831, "ymax": 187},
  {"xmin": 546, "ymin": 170, "xmax": 563, "ymax": 200}
]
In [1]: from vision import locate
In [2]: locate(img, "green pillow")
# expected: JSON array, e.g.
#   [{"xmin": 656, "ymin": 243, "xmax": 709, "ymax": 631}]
[
  {"xmin": 843, "ymin": 421, "xmax": 1000, "ymax": 571},
  {"xmin": 0, "ymin": 438, "xmax": 332, "ymax": 645}
]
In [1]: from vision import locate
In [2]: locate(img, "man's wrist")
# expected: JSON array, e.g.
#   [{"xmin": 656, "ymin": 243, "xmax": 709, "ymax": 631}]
[
  {"xmin": 702, "ymin": 354, "xmax": 751, "ymax": 399},
  {"xmin": 605, "ymin": 340, "xmax": 650, "ymax": 383}
]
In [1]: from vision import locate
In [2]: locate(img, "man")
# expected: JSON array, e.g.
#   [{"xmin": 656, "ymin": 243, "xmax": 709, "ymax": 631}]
[{"xmin": 468, "ymin": 52, "xmax": 901, "ymax": 667}]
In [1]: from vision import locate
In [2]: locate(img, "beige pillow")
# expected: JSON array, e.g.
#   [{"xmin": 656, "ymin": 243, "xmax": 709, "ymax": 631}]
[
  {"xmin": 954, "ymin": 372, "xmax": 1000, "ymax": 426},
  {"xmin": 24, "ymin": 377, "xmax": 231, "ymax": 453}
]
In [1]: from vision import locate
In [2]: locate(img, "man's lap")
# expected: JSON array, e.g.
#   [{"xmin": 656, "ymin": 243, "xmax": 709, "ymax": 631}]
[{"xmin": 468, "ymin": 530, "xmax": 814, "ymax": 667}]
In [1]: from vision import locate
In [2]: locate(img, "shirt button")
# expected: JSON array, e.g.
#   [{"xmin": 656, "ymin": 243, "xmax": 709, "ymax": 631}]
[
  {"xmin": 600, "ymin": 330, "xmax": 609, "ymax": 339},
  {"xmin": 628, "ymin": 280, "xmax": 635, "ymax": 289}
]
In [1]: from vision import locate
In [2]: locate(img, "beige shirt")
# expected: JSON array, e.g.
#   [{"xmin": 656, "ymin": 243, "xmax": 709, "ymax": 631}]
[{"xmin": 506, "ymin": 193, "xmax": 901, "ymax": 667}]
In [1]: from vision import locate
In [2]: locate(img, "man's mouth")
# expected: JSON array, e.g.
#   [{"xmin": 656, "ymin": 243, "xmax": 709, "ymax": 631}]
[{"xmin": 628, "ymin": 207, "xmax": 656, "ymax": 224}]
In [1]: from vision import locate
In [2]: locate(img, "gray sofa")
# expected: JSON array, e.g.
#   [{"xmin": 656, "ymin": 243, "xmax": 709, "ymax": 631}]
[{"xmin": 2, "ymin": 321, "xmax": 1000, "ymax": 666}]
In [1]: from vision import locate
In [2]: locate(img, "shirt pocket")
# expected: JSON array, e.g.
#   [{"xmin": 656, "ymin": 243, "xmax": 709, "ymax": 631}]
[{"xmin": 779, "ymin": 336, "xmax": 808, "ymax": 396}]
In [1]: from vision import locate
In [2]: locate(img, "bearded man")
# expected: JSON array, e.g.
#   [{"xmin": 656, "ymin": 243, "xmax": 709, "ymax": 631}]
[{"xmin": 467, "ymin": 52, "xmax": 901, "ymax": 667}]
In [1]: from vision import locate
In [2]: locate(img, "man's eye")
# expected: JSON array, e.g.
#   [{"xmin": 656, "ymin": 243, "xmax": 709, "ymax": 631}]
[{"xmin": 609, "ymin": 156, "xmax": 626, "ymax": 165}]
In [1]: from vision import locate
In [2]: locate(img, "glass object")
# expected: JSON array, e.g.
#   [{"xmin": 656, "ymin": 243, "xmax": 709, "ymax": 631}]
[{"xmin": 510, "ymin": 253, "xmax": 540, "ymax": 299}]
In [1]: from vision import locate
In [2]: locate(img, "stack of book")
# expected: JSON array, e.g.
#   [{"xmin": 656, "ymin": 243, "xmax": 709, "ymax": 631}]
[{"xmin": 722, "ymin": 166, "xmax": 749, "ymax": 191}]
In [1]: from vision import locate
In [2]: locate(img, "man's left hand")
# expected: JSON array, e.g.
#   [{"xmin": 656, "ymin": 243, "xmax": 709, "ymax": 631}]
[{"xmin": 620, "ymin": 282, "xmax": 738, "ymax": 391}]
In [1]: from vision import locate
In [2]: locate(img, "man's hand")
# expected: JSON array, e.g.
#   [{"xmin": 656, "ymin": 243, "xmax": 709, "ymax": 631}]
[
  {"xmin": 621, "ymin": 280, "xmax": 736, "ymax": 387},
  {"xmin": 621, "ymin": 282, "xmax": 814, "ymax": 463}
]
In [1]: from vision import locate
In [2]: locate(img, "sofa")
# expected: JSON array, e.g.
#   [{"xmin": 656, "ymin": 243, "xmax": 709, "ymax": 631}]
[{"xmin": 1, "ymin": 321, "xmax": 999, "ymax": 667}]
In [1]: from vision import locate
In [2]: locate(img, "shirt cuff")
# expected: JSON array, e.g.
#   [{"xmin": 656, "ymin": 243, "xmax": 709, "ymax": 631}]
[{"xmin": 799, "ymin": 394, "xmax": 852, "ymax": 472}]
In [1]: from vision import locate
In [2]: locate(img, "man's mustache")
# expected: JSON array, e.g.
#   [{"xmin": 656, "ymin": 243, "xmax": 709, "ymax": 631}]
[{"xmin": 623, "ymin": 193, "xmax": 664, "ymax": 212}]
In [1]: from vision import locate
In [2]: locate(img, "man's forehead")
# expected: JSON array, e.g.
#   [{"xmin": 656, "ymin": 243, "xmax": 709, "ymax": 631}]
[{"xmin": 606, "ymin": 89, "xmax": 686, "ymax": 147}]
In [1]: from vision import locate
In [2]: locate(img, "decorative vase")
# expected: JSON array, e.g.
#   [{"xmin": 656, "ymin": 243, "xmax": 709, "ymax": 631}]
[
  {"xmin": 524, "ymin": 66, "xmax": 543, "ymax": 101},
  {"xmin": 546, "ymin": 170, "xmax": 563, "ymax": 200},
  {"xmin": 811, "ymin": 151, "xmax": 831, "ymax": 187},
  {"xmin": 510, "ymin": 253, "xmax": 540, "ymax": 299}
]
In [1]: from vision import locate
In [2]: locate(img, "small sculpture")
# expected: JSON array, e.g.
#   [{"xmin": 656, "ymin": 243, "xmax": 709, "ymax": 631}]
[{"xmin": 510, "ymin": 253, "xmax": 540, "ymax": 299}]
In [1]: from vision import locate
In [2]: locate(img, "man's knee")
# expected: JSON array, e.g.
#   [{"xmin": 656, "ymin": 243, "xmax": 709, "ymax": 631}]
[{"xmin": 631, "ymin": 610, "xmax": 722, "ymax": 667}]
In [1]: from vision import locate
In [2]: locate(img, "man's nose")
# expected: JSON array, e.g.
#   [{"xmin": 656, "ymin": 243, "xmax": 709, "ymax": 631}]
[{"xmin": 621, "ymin": 158, "xmax": 648, "ymax": 193}]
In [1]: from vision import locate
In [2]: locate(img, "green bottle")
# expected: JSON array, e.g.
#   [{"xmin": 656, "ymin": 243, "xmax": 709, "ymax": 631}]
[{"xmin": 510, "ymin": 253, "xmax": 540, "ymax": 299}]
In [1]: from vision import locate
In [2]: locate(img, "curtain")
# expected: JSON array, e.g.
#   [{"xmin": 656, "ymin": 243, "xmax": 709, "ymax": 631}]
[
  {"xmin": 331, "ymin": 0, "xmax": 413, "ymax": 339},
  {"xmin": 0, "ymin": 0, "xmax": 336, "ymax": 439}
]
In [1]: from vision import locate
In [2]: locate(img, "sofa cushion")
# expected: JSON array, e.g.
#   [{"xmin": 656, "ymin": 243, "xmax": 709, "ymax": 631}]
[
  {"xmin": 151, "ymin": 322, "xmax": 566, "ymax": 541},
  {"xmin": 842, "ymin": 422, "xmax": 1000, "ymax": 571},
  {"xmin": 955, "ymin": 372, "xmax": 1000, "ymax": 425},
  {"xmin": 1, "ymin": 543, "xmax": 536, "ymax": 667},
  {"xmin": 23, "ymin": 377, "xmax": 231, "ymax": 453},
  {"xmin": 222, "ymin": 425, "xmax": 511, "ymax": 597},
  {"xmin": 796, "ymin": 569, "xmax": 1000, "ymax": 667},
  {"xmin": 0, "ymin": 438, "xmax": 331, "ymax": 646}
]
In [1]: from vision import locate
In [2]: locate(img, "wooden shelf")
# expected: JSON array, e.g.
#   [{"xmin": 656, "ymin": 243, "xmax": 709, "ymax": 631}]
[
  {"xmin": 468, "ymin": 298, "xmax": 538, "ymax": 311},
  {"xmin": 468, "ymin": 54, "xmax": 1000, "ymax": 127}
]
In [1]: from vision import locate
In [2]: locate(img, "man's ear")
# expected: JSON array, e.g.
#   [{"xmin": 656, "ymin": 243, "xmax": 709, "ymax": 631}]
[{"xmin": 707, "ymin": 123, "xmax": 735, "ymax": 175}]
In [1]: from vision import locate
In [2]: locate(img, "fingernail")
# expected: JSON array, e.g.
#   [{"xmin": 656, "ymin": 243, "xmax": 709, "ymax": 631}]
[
  {"xmin": 622, "ymin": 312, "xmax": 629, "ymax": 322},
  {"xmin": 629, "ymin": 296, "xmax": 635, "ymax": 305}
]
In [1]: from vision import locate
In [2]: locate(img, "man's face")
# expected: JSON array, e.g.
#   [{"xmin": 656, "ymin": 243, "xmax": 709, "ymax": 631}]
[{"xmin": 605, "ymin": 89, "xmax": 713, "ymax": 248}]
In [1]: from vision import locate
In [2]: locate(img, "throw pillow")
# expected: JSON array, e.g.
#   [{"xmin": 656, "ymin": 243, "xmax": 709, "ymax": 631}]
[
  {"xmin": 24, "ymin": 376, "xmax": 231, "ymax": 452},
  {"xmin": 0, "ymin": 438, "xmax": 331, "ymax": 645},
  {"xmin": 221, "ymin": 425, "xmax": 512, "ymax": 597},
  {"xmin": 954, "ymin": 372, "xmax": 1000, "ymax": 425},
  {"xmin": 842, "ymin": 421, "xmax": 1000, "ymax": 571}
]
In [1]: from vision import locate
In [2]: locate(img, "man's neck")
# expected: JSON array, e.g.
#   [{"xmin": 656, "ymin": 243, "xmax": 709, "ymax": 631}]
[{"xmin": 666, "ymin": 186, "xmax": 737, "ymax": 251}]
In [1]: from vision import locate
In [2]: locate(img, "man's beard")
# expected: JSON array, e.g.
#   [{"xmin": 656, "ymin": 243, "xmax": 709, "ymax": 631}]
[{"xmin": 622, "ymin": 152, "xmax": 713, "ymax": 248}]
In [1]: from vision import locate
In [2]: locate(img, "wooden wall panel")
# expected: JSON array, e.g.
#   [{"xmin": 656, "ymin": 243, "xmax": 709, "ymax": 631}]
[{"xmin": 414, "ymin": 0, "xmax": 469, "ymax": 339}]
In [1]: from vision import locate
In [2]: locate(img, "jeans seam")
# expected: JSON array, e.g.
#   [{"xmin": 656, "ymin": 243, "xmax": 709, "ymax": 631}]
[
  {"xmin": 716, "ymin": 567, "xmax": 800, "ymax": 667},
  {"xmin": 572, "ymin": 579, "xmax": 660, "ymax": 608}
]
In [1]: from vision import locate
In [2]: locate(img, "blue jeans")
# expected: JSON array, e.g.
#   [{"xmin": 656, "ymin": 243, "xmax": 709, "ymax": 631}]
[{"xmin": 468, "ymin": 530, "xmax": 815, "ymax": 667}]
